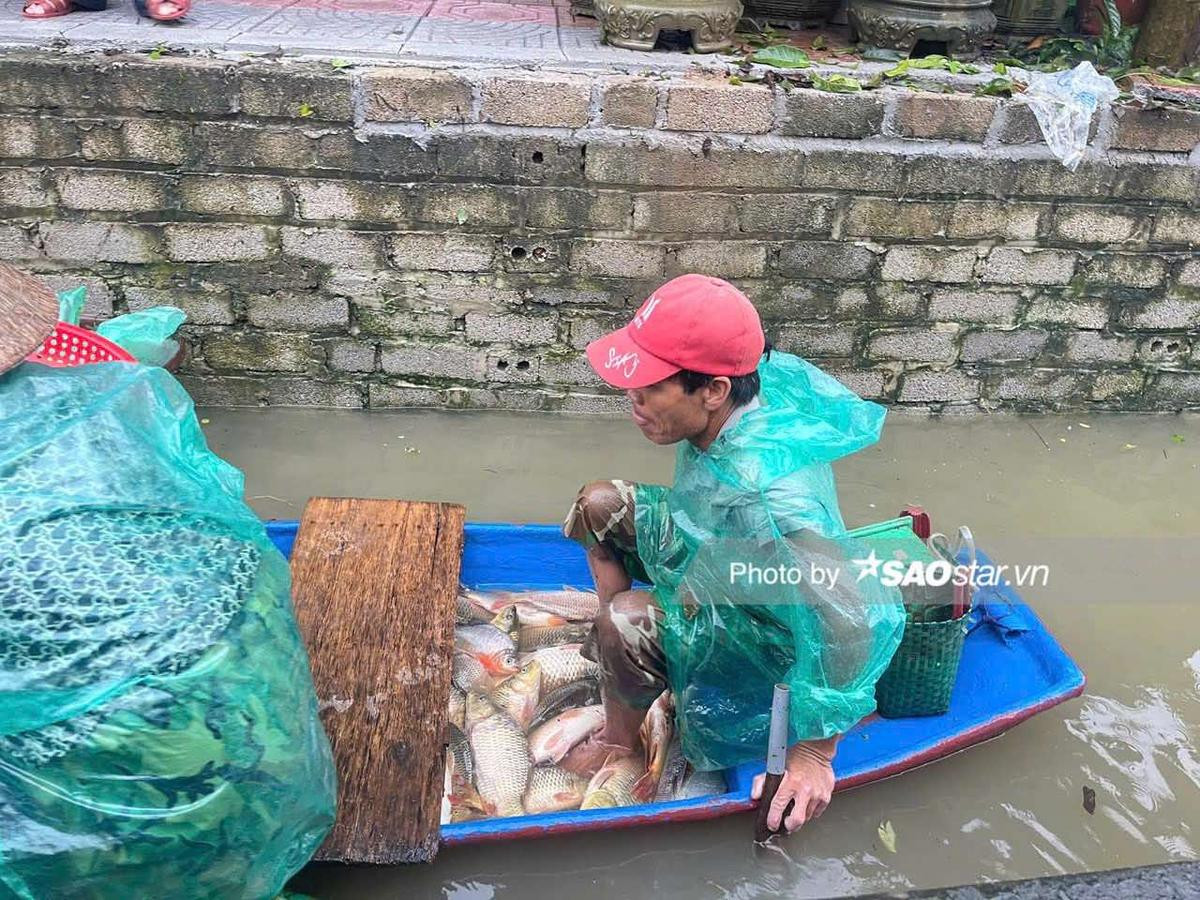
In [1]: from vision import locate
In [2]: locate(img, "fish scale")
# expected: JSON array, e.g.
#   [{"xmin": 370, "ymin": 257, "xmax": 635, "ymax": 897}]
[
  {"xmin": 581, "ymin": 754, "xmax": 646, "ymax": 809},
  {"xmin": 519, "ymin": 643, "xmax": 600, "ymax": 694},
  {"xmin": 490, "ymin": 660, "xmax": 541, "ymax": 729},
  {"xmin": 517, "ymin": 622, "xmax": 592, "ymax": 653},
  {"xmin": 524, "ymin": 766, "xmax": 589, "ymax": 814},
  {"xmin": 470, "ymin": 712, "xmax": 531, "ymax": 818}
]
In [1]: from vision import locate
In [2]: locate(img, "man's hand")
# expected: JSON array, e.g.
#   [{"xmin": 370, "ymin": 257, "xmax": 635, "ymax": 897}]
[{"xmin": 750, "ymin": 737, "xmax": 838, "ymax": 834}]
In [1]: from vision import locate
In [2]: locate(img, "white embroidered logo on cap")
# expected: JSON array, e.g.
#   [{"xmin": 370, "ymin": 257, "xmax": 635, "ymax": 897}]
[
  {"xmin": 605, "ymin": 347, "xmax": 639, "ymax": 379},
  {"xmin": 633, "ymin": 295, "xmax": 661, "ymax": 329}
]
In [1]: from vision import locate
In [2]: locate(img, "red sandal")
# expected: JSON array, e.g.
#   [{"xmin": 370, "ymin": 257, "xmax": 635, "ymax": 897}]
[
  {"xmin": 134, "ymin": 0, "xmax": 190, "ymax": 20},
  {"xmin": 22, "ymin": 0, "xmax": 74, "ymax": 18}
]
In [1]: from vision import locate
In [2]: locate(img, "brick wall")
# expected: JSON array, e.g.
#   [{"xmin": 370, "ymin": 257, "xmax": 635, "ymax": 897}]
[{"xmin": 2, "ymin": 50, "xmax": 1198, "ymax": 412}]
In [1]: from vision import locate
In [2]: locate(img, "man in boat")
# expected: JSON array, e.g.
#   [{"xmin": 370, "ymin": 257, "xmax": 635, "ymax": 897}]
[{"xmin": 563, "ymin": 273, "xmax": 905, "ymax": 834}]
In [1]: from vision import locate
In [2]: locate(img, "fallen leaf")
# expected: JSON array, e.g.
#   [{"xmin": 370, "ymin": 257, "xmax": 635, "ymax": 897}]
[
  {"xmin": 1083, "ymin": 785, "xmax": 1096, "ymax": 815},
  {"xmin": 750, "ymin": 45, "xmax": 811, "ymax": 69},
  {"xmin": 1123, "ymin": 443, "xmax": 1138, "ymax": 450},
  {"xmin": 456, "ymin": 207, "xmax": 469, "ymax": 225},
  {"xmin": 298, "ymin": 103, "xmax": 315, "ymax": 118},
  {"xmin": 1171, "ymin": 434, "xmax": 1186, "ymax": 443},
  {"xmin": 200, "ymin": 418, "xmax": 210, "ymax": 425},
  {"xmin": 811, "ymin": 35, "xmax": 826, "ymax": 50},
  {"xmin": 878, "ymin": 819, "xmax": 897, "ymax": 853}
]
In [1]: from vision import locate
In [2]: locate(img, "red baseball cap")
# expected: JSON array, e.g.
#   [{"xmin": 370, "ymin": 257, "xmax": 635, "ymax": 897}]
[{"xmin": 586, "ymin": 274, "xmax": 765, "ymax": 389}]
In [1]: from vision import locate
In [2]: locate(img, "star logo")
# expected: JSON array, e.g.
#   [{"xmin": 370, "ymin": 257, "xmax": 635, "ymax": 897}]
[{"xmin": 852, "ymin": 549, "xmax": 883, "ymax": 583}]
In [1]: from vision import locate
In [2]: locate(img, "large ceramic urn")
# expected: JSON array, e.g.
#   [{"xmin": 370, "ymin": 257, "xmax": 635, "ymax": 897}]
[
  {"xmin": 595, "ymin": 0, "xmax": 744, "ymax": 51},
  {"xmin": 849, "ymin": 0, "xmax": 996, "ymax": 57}
]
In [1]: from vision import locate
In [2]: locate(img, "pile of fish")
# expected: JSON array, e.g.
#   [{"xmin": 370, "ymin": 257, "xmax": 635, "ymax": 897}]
[{"xmin": 444, "ymin": 587, "xmax": 725, "ymax": 823}]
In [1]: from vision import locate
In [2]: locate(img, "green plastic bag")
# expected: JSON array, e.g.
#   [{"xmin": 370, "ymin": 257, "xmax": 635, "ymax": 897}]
[
  {"xmin": 0, "ymin": 363, "xmax": 336, "ymax": 900},
  {"xmin": 633, "ymin": 351, "xmax": 906, "ymax": 770},
  {"xmin": 57, "ymin": 286, "xmax": 87, "ymax": 325},
  {"xmin": 97, "ymin": 306, "xmax": 187, "ymax": 367}
]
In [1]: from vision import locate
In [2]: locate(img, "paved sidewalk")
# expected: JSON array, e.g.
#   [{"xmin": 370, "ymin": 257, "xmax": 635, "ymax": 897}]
[{"xmin": 0, "ymin": 0, "xmax": 748, "ymax": 67}]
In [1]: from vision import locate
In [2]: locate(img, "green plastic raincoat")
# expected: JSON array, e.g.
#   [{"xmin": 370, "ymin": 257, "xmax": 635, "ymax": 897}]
[{"xmin": 633, "ymin": 352, "xmax": 906, "ymax": 770}]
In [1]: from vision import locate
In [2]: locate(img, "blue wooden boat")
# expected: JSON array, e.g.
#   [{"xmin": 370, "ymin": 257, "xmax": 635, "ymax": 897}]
[{"xmin": 265, "ymin": 517, "xmax": 1084, "ymax": 848}]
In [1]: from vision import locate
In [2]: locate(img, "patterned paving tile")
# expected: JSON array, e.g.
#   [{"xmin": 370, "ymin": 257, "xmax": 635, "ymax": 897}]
[
  {"xmin": 242, "ymin": 7, "xmax": 410, "ymax": 40},
  {"xmin": 426, "ymin": 0, "xmax": 555, "ymax": 26},
  {"xmin": 407, "ymin": 13, "xmax": 558, "ymax": 46},
  {"xmin": 211, "ymin": 0, "xmax": 432, "ymax": 16}
]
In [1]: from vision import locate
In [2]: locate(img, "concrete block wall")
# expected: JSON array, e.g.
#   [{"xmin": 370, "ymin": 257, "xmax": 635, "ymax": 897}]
[{"xmin": 1, "ymin": 50, "xmax": 1198, "ymax": 412}]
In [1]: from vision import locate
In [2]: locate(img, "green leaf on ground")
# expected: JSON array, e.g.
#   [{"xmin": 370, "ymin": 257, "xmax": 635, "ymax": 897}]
[
  {"xmin": 729, "ymin": 74, "xmax": 744, "ymax": 85},
  {"xmin": 993, "ymin": 61, "xmax": 1008, "ymax": 75},
  {"xmin": 1171, "ymin": 434, "xmax": 1186, "ymax": 443},
  {"xmin": 811, "ymin": 72, "xmax": 862, "ymax": 93},
  {"xmin": 298, "ymin": 103, "xmax": 315, "ymax": 118},
  {"xmin": 148, "ymin": 42, "xmax": 168, "ymax": 60},
  {"xmin": 330, "ymin": 58, "xmax": 353, "ymax": 70},
  {"xmin": 885, "ymin": 55, "xmax": 980, "ymax": 78},
  {"xmin": 750, "ymin": 45, "xmax": 811, "ymax": 69},
  {"xmin": 976, "ymin": 77, "xmax": 1015, "ymax": 96},
  {"xmin": 455, "ymin": 207, "xmax": 469, "ymax": 225}
]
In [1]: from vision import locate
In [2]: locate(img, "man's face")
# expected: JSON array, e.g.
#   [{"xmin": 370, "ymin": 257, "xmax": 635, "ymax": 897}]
[{"xmin": 626, "ymin": 376, "xmax": 729, "ymax": 445}]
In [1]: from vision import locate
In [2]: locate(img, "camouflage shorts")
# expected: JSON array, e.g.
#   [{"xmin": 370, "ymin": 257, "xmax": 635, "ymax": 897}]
[{"xmin": 562, "ymin": 480, "xmax": 668, "ymax": 710}]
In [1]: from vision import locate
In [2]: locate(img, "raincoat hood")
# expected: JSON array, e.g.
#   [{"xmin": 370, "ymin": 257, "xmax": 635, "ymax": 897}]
[{"xmin": 695, "ymin": 350, "xmax": 888, "ymax": 486}]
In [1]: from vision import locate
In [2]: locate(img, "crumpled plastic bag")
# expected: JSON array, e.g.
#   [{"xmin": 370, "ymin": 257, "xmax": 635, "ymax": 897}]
[
  {"xmin": 0, "ymin": 362, "xmax": 336, "ymax": 899},
  {"xmin": 1018, "ymin": 61, "xmax": 1120, "ymax": 170},
  {"xmin": 97, "ymin": 306, "xmax": 187, "ymax": 367},
  {"xmin": 632, "ymin": 351, "xmax": 907, "ymax": 770},
  {"xmin": 57, "ymin": 285, "xmax": 87, "ymax": 325}
]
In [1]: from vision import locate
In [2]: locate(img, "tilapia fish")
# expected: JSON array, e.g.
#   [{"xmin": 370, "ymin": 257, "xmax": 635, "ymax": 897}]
[
  {"xmin": 465, "ymin": 691, "xmax": 499, "ymax": 731},
  {"xmin": 490, "ymin": 660, "xmax": 542, "ymax": 730},
  {"xmin": 456, "ymin": 591, "xmax": 499, "ymax": 625},
  {"xmin": 470, "ymin": 712, "xmax": 532, "ymax": 818},
  {"xmin": 447, "ymin": 721, "xmax": 474, "ymax": 784},
  {"xmin": 518, "ymin": 622, "xmax": 593, "ymax": 653},
  {"xmin": 519, "ymin": 644, "xmax": 601, "ymax": 694},
  {"xmin": 528, "ymin": 679, "xmax": 602, "ymax": 733},
  {"xmin": 454, "ymin": 649, "xmax": 511, "ymax": 695},
  {"xmin": 653, "ymin": 736, "xmax": 689, "ymax": 802},
  {"xmin": 456, "ymin": 623, "xmax": 519, "ymax": 678},
  {"xmin": 523, "ymin": 765, "xmax": 589, "ymax": 814},
  {"xmin": 633, "ymin": 691, "xmax": 674, "ymax": 802},
  {"xmin": 446, "ymin": 730, "xmax": 488, "ymax": 823},
  {"xmin": 513, "ymin": 605, "xmax": 569, "ymax": 628},
  {"xmin": 509, "ymin": 588, "xmax": 601, "ymax": 623},
  {"xmin": 529, "ymin": 704, "xmax": 605, "ymax": 765},
  {"xmin": 459, "ymin": 588, "xmax": 516, "ymax": 617},
  {"xmin": 491, "ymin": 605, "xmax": 521, "ymax": 644},
  {"xmin": 448, "ymin": 685, "xmax": 466, "ymax": 729},
  {"xmin": 580, "ymin": 753, "xmax": 646, "ymax": 809},
  {"xmin": 676, "ymin": 767, "xmax": 726, "ymax": 800}
]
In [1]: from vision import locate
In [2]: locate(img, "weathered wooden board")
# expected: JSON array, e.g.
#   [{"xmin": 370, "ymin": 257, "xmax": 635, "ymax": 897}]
[{"xmin": 290, "ymin": 497, "xmax": 466, "ymax": 864}]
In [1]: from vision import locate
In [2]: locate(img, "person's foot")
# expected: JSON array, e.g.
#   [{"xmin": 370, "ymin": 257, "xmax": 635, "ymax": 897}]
[
  {"xmin": 22, "ymin": 0, "xmax": 73, "ymax": 18},
  {"xmin": 136, "ymin": 0, "xmax": 190, "ymax": 20}
]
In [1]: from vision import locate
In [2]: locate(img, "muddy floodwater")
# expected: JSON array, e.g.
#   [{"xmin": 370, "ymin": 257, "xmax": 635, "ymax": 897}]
[{"xmin": 201, "ymin": 406, "xmax": 1200, "ymax": 899}]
